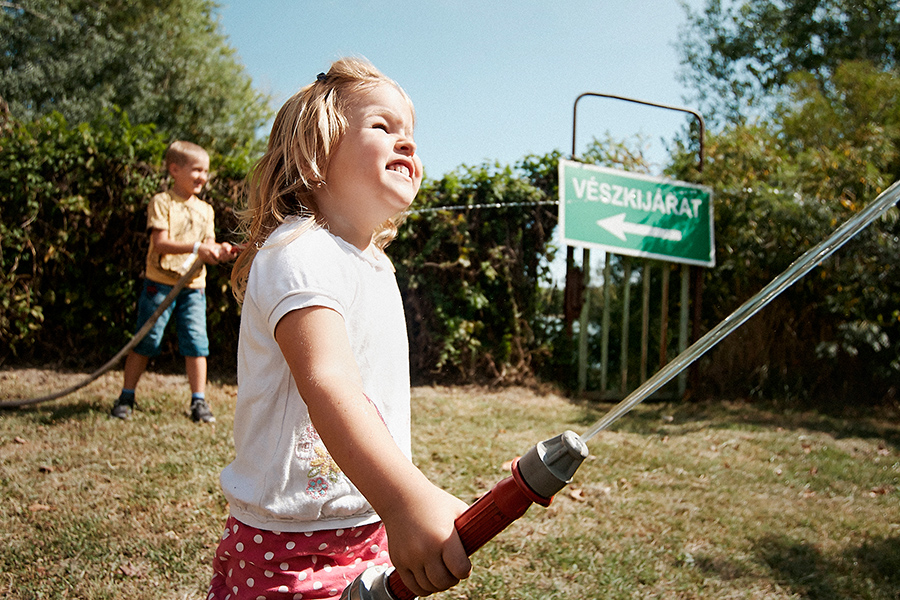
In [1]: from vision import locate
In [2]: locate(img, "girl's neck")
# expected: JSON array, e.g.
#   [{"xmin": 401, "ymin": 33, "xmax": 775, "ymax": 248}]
[
  {"xmin": 331, "ymin": 225, "xmax": 376, "ymax": 256},
  {"xmin": 317, "ymin": 208, "xmax": 377, "ymax": 253}
]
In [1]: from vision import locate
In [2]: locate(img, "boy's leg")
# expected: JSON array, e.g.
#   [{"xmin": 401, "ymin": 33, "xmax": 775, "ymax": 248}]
[
  {"xmin": 186, "ymin": 355, "xmax": 207, "ymax": 396},
  {"xmin": 112, "ymin": 280, "xmax": 172, "ymax": 420},
  {"xmin": 186, "ymin": 355, "xmax": 214, "ymax": 422},
  {"xmin": 123, "ymin": 351, "xmax": 150, "ymax": 390},
  {"xmin": 175, "ymin": 287, "xmax": 213, "ymax": 423},
  {"xmin": 112, "ymin": 351, "xmax": 149, "ymax": 420}
]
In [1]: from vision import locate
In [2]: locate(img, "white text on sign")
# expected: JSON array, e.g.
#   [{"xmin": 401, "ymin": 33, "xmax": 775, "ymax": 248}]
[{"xmin": 571, "ymin": 178, "xmax": 704, "ymax": 219}]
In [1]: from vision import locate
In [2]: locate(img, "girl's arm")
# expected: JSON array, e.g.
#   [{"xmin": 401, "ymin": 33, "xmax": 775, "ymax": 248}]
[{"xmin": 275, "ymin": 306, "xmax": 472, "ymax": 596}]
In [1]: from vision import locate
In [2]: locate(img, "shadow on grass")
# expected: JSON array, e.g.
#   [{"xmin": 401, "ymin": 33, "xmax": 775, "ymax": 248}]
[
  {"xmin": 750, "ymin": 533, "xmax": 900, "ymax": 599},
  {"xmin": 6, "ymin": 399, "xmax": 103, "ymax": 424},
  {"xmin": 585, "ymin": 398, "xmax": 900, "ymax": 453},
  {"xmin": 710, "ymin": 403, "xmax": 900, "ymax": 454}
]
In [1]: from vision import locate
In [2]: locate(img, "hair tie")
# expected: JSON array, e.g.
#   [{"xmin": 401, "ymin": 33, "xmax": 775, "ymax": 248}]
[{"xmin": 316, "ymin": 72, "xmax": 328, "ymax": 83}]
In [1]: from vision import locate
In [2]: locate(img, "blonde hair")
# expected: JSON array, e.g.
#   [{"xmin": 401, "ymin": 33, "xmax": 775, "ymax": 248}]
[
  {"xmin": 231, "ymin": 57, "xmax": 415, "ymax": 302},
  {"xmin": 165, "ymin": 140, "xmax": 208, "ymax": 169}
]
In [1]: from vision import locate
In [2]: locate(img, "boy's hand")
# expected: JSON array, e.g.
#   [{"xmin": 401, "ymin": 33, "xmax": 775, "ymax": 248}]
[
  {"xmin": 222, "ymin": 242, "xmax": 244, "ymax": 260},
  {"xmin": 217, "ymin": 242, "xmax": 241, "ymax": 261},
  {"xmin": 196, "ymin": 242, "xmax": 220, "ymax": 264},
  {"xmin": 199, "ymin": 242, "xmax": 239, "ymax": 264}
]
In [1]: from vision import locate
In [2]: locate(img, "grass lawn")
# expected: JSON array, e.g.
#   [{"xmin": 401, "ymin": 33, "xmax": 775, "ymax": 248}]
[{"xmin": 1, "ymin": 367, "xmax": 899, "ymax": 599}]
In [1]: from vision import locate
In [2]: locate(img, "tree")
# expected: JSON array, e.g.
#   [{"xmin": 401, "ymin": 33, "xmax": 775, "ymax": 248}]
[
  {"xmin": 675, "ymin": 1, "xmax": 900, "ymax": 402},
  {"xmin": 667, "ymin": 61, "xmax": 900, "ymax": 402},
  {"xmin": 678, "ymin": 0, "xmax": 900, "ymax": 124},
  {"xmin": 0, "ymin": 0, "xmax": 271, "ymax": 154}
]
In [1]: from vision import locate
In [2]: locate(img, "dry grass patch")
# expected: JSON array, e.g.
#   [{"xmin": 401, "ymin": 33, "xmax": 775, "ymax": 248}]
[{"xmin": 2, "ymin": 370, "xmax": 899, "ymax": 599}]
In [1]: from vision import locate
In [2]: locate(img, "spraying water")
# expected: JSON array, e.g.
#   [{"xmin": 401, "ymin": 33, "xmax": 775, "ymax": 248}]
[
  {"xmin": 344, "ymin": 182, "xmax": 900, "ymax": 600},
  {"xmin": 580, "ymin": 180, "xmax": 900, "ymax": 444}
]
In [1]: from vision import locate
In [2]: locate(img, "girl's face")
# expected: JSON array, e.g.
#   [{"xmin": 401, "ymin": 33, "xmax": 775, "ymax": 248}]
[{"xmin": 316, "ymin": 82, "xmax": 423, "ymax": 249}]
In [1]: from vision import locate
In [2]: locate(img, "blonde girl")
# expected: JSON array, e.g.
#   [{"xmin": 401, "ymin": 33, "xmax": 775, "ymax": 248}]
[{"xmin": 207, "ymin": 58, "xmax": 471, "ymax": 600}]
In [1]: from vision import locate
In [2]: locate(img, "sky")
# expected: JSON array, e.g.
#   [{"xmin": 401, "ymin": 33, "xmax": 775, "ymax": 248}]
[{"xmin": 216, "ymin": 0, "xmax": 705, "ymax": 180}]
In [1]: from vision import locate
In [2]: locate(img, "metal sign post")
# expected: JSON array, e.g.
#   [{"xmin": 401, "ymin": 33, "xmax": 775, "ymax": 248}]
[{"xmin": 566, "ymin": 92, "xmax": 709, "ymax": 397}]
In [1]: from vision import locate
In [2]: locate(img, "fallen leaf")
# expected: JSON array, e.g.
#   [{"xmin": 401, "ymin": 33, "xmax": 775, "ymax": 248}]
[
  {"xmin": 14, "ymin": 436, "xmax": 27, "ymax": 444},
  {"xmin": 38, "ymin": 465, "xmax": 55, "ymax": 473},
  {"xmin": 501, "ymin": 459, "xmax": 514, "ymax": 471},
  {"xmin": 118, "ymin": 562, "xmax": 143, "ymax": 577},
  {"xmin": 568, "ymin": 488, "xmax": 587, "ymax": 502},
  {"xmin": 29, "ymin": 503, "xmax": 52, "ymax": 512}
]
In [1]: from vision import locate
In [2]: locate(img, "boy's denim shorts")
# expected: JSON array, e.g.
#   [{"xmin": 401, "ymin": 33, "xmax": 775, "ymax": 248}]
[{"xmin": 133, "ymin": 279, "xmax": 209, "ymax": 358}]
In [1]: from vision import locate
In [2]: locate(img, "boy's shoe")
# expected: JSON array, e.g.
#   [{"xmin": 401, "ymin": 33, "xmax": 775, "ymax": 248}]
[
  {"xmin": 191, "ymin": 398, "xmax": 216, "ymax": 423},
  {"xmin": 110, "ymin": 394, "xmax": 134, "ymax": 420}
]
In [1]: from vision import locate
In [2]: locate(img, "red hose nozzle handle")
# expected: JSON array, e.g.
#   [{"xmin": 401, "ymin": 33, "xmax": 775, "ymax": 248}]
[{"xmin": 383, "ymin": 431, "xmax": 588, "ymax": 600}]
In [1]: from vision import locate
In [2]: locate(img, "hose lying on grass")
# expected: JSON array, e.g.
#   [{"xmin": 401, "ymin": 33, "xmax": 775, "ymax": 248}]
[{"xmin": 0, "ymin": 258, "xmax": 204, "ymax": 409}]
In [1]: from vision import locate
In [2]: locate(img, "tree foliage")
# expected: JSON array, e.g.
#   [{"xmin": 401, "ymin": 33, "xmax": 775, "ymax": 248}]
[
  {"xmin": 678, "ymin": 0, "xmax": 900, "ymax": 123},
  {"xmin": 674, "ymin": 0, "xmax": 900, "ymax": 402},
  {"xmin": 0, "ymin": 0, "xmax": 271, "ymax": 154},
  {"xmin": 669, "ymin": 61, "xmax": 900, "ymax": 402},
  {"xmin": 393, "ymin": 158, "xmax": 560, "ymax": 384},
  {"xmin": 4, "ymin": 0, "xmax": 900, "ymax": 405}
]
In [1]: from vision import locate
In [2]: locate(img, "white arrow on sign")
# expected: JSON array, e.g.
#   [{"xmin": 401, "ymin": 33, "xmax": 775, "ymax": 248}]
[{"xmin": 596, "ymin": 213, "xmax": 683, "ymax": 242}]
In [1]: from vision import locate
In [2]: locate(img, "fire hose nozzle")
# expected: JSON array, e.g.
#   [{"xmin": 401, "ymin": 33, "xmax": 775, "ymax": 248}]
[
  {"xmin": 517, "ymin": 430, "xmax": 589, "ymax": 498},
  {"xmin": 340, "ymin": 564, "xmax": 395, "ymax": 600},
  {"xmin": 340, "ymin": 431, "xmax": 589, "ymax": 600}
]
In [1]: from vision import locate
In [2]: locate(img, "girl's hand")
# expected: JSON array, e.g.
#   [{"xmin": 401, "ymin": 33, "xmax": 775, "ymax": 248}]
[{"xmin": 381, "ymin": 483, "xmax": 472, "ymax": 596}]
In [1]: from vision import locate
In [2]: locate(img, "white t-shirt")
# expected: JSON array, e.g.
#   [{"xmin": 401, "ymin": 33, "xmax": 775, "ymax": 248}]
[{"xmin": 220, "ymin": 219, "xmax": 411, "ymax": 532}]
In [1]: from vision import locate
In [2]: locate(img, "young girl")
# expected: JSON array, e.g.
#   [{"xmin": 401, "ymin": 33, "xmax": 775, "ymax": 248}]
[{"xmin": 207, "ymin": 58, "xmax": 471, "ymax": 599}]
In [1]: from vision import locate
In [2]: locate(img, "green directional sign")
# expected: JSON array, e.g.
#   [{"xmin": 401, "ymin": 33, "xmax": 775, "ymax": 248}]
[{"xmin": 559, "ymin": 159, "xmax": 715, "ymax": 267}]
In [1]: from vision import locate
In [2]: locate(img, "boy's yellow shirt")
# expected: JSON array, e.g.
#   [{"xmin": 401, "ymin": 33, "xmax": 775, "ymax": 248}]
[{"xmin": 145, "ymin": 190, "xmax": 215, "ymax": 289}]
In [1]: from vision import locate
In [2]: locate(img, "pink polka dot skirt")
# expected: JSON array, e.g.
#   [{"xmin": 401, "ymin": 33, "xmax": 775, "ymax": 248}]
[{"xmin": 207, "ymin": 516, "xmax": 391, "ymax": 600}]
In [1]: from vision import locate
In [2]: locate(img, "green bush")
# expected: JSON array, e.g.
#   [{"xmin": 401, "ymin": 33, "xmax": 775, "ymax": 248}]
[
  {"xmin": 0, "ymin": 109, "xmax": 247, "ymax": 369},
  {"xmin": 394, "ymin": 160, "xmax": 560, "ymax": 384}
]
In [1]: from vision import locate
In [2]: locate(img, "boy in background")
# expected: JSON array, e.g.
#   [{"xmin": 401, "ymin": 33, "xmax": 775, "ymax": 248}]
[{"xmin": 111, "ymin": 140, "xmax": 237, "ymax": 423}]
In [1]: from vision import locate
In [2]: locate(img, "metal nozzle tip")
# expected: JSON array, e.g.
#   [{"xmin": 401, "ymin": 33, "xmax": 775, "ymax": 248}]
[{"xmin": 516, "ymin": 430, "xmax": 589, "ymax": 499}]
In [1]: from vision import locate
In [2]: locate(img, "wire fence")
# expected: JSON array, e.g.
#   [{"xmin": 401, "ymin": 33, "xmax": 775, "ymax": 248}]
[{"xmin": 409, "ymin": 200, "xmax": 559, "ymax": 214}]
